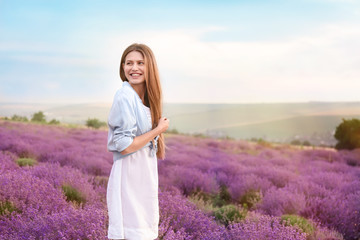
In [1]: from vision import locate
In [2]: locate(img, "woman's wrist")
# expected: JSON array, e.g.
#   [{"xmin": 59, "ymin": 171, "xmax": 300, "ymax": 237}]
[{"xmin": 153, "ymin": 126, "xmax": 162, "ymax": 137}]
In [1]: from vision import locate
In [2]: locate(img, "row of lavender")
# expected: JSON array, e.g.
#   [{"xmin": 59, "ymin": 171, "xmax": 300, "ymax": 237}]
[{"xmin": 0, "ymin": 120, "xmax": 359, "ymax": 239}]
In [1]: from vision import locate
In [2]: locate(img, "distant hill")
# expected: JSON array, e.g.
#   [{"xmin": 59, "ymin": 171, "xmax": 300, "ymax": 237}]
[{"xmin": 1, "ymin": 101, "xmax": 360, "ymax": 145}]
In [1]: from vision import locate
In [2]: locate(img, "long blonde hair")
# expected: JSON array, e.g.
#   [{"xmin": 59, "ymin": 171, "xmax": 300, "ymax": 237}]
[{"xmin": 119, "ymin": 43, "xmax": 166, "ymax": 159}]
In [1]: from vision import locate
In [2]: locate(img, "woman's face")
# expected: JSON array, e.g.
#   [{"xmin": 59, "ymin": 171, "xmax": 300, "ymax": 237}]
[{"xmin": 123, "ymin": 50, "xmax": 146, "ymax": 86}]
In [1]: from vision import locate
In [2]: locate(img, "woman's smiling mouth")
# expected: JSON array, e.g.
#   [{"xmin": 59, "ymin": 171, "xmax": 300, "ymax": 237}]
[{"xmin": 130, "ymin": 73, "xmax": 141, "ymax": 77}]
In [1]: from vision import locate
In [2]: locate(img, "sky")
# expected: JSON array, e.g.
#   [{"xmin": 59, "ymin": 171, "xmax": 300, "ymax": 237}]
[{"xmin": 1, "ymin": 0, "xmax": 360, "ymax": 104}]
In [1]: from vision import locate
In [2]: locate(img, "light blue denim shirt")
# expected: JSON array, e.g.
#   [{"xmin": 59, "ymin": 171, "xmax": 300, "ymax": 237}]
[{"xmin": 107, "ymin": 81, "xmax": 159, "ymax": 162}]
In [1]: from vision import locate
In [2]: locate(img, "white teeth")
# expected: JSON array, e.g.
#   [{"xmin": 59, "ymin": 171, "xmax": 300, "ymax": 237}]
[{"xmin": 131, "ymin": 74, "xmax": 140, "ymax": 76}]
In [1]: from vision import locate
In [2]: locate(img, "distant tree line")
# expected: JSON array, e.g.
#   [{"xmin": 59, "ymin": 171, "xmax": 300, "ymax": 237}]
[
  {"xmin": 290, "ymin": 139, "xmax": 312, "ymax": 146},
  {"xmin": 4, "ymin": 111, "xmax": 60, "ymax": 125},
  {"xmin": 287, "ymin": 118, "xmax": 360, "ymax": 150},
  {"xmin": 3, "ymin": 111, "xmax": 108, "ymax": 130}
]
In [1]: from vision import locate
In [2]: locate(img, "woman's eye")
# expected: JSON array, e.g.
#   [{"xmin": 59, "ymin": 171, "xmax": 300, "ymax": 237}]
[
  {"xmin": 139, "ymin": 62, "xmax": 144, "ymax": 65},
  {"xmin": 126, "ymin": 62, "xmax": 132, "ymax": 65}
]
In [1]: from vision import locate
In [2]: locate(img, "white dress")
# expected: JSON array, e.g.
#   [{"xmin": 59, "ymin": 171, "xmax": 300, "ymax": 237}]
[{"xmin": 107, "ymin": 105, "xmax": 159, "ymax": 240}]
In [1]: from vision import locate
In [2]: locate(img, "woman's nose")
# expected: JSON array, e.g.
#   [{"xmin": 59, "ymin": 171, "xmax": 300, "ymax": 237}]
[{"xmin": 131, "ymin": 63, "xmax": 139, "ymax": 70}]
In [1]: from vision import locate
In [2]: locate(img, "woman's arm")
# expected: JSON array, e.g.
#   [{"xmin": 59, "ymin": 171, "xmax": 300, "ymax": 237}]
[{"xmin": 120, "ymin": 117, "xmax": 169, "ymax": 155}]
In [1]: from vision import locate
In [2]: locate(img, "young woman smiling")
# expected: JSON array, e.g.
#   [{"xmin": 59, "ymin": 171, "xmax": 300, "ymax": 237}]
[{"xmin": 106, "ymin": 43, "xmax": 169, "ymax": 240}]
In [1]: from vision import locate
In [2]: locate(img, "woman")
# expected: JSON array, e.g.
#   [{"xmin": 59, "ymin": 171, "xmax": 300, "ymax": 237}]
[{"xmin": 106, "ymin": 43, "xmax": 169, "ymax": 240}]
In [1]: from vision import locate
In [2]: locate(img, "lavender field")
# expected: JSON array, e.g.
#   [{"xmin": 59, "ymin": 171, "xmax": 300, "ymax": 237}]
[{"xmin": 0, "ymin": 120, "xmax": 359, "ymax": 240}]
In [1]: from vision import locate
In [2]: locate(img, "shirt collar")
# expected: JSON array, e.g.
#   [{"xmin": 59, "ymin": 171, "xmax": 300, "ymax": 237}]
[
  {"xmin": 122, "ymin": 81, "xmax": 148, "ymax": 108},
  {"xmin": 122, "ymin": 81, "xmax": 141, "ymax": 100}
]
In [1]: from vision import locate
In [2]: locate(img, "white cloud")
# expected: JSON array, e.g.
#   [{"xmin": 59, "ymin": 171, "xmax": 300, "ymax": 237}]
[{"xmin": 101, "ymin": 22, "xmax": 360, "ymax": 102}]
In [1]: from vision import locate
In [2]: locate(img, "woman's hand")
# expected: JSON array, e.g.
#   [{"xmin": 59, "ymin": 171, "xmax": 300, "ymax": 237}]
[{"xmin": 156, "ymin": 117, "xmax": 169, "ymax": 133}]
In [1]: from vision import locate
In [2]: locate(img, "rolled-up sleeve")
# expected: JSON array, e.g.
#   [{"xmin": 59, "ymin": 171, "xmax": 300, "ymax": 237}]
[{"xmin": 107, "ymin": 91, "xmax": 137, "ymax": 153}]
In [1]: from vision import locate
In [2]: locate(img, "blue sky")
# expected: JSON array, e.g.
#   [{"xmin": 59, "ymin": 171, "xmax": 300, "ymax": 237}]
[{"xmin": 1, "ymin": 0, "xmax": 360, "ymax": 103}]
